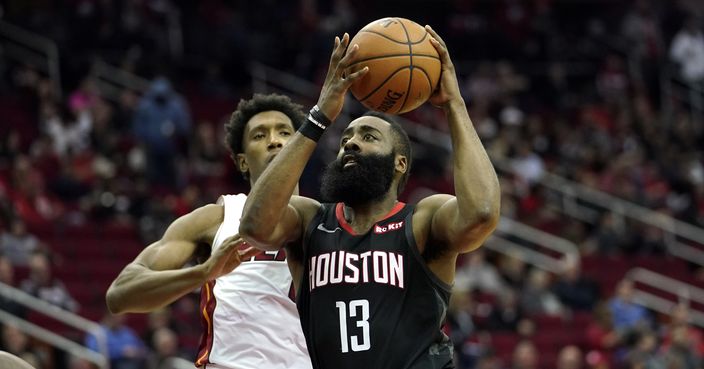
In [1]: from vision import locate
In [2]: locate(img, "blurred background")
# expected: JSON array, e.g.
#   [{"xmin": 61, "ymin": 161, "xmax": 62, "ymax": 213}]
[{"xmin": 0, "ymin": 0, "xmax": 703, "ymax": 368}]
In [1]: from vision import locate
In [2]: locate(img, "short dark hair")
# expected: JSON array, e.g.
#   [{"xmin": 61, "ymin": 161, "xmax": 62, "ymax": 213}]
[
  {"xmin": 225, "ymin": 93, "xmax": 306, "ymax": 158},
  {"xmin": 362, "ymin": 111, "xmax": 412, "ymax": 194}
]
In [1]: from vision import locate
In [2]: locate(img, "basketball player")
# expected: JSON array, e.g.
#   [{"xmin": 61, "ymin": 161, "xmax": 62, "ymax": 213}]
[
  {"xmin": 239, "ymin": 28, "xmax": 500, "ymax": 369},
  {"xmin": 105, "ymin": 94, "xmax": 311, "ymax": 369}
]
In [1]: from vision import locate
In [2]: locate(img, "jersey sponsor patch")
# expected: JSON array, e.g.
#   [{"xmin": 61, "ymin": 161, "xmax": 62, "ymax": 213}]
[{"xmin": 373, "ymin": 220, "xmax": 404, "ymax": 234}]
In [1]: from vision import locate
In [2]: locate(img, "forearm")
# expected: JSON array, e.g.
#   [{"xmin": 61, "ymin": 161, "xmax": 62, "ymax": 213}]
[
  {"xmin": 239, "ymin": 132, "xmax": 318, "ymax": 249},
  {"xmin": 106, "ymin": 263, "xmax": 207, "ymax": 314},
  {"xmin": 445, "ymin": 99, "xmax": 500, "ymax": 224}
]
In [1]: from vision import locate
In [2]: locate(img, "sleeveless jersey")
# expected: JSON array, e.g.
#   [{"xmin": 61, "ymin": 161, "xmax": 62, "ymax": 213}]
[
  {"xmin": 297, "ymin": 202, "xmax": 454, "ymax": 369},
  {"xmin": 196, "ymin": 194, "xmax": 311, "ymax": 369}
]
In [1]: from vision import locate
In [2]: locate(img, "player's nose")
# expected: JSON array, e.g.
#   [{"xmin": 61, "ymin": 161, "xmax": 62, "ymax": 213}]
[{"xmin": 343, "ymin": 136, "xmax": 360, "ymax": 152}]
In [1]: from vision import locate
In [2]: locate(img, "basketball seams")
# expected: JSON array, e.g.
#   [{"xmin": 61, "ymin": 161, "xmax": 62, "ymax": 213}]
[
  {"xmin": 348, "ymin": 54, "xmax": 439, "ymax": 69},
  {"xmin": 415, "ymin": 66, "xmax": 434, "ymax": 92},
  {"xmin": 359, "ymin": 30, "xmax": 408, "ymax": 44},
  {"xmin": 359, "ymin": 66, "xmax": 411, "ymax": 101},
  {"xmin": 396, "ymin": 18, "xmax": 413, "ymax": 113}
]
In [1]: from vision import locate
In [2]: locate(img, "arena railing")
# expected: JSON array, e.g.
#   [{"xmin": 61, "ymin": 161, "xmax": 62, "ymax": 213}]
[
  {"xmin": 0, "ymin": 282, "xmax": 109, "ymax": 369},
  {"xmin": 501, "ymin": 162, "xmax": 704, "ymax": 268},
  {"xmin": 627, "ymin": 267, "xmax": 704, "ymax": 328},
  {"xmin": 0, "ymin": 20, "xmax": 61, "ymax": 98},
  {"xmin": 90, "ymin": 60, "xmax": 151, "ymax": 102}
]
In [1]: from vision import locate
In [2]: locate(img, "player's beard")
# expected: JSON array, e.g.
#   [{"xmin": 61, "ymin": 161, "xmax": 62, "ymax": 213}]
[{"xmin": 321, "ymin": 151, "xmax": 395, "ymax": 206}]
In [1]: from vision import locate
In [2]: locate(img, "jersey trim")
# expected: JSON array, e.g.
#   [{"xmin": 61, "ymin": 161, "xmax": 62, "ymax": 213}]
[
  {"xmin": 404, "ymin": 211, "xmax": 453, "ymax": 293},
  {"xmin": 195, "ymin": 280, "xmax": 217, "ymax": 367},
  {"xmin": 334, "ymin": 202, "xmax": 406, "ymax": 236}
]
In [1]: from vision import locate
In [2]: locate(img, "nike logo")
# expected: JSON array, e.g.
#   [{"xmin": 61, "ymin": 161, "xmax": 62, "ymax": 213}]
[{"xmin": 317, "ymin": 223, "xmax": 342, "ymax": 233}]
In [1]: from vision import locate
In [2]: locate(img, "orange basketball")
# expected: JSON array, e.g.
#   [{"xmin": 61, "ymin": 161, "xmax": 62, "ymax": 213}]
[{"xmin": 347, "ymin": 18, "xmax": 441, "ymax": 115}]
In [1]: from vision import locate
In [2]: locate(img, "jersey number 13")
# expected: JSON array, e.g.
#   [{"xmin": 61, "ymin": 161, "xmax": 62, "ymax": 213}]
[{"xmin": 335, "ymin": 299, "xmax": 371, "ymax": 353}]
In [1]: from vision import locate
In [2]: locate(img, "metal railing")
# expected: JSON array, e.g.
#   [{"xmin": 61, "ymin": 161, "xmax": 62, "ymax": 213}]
[
  {"xmin": 0, "ymin": 283, "xmax": 108, "ymax": 369},
  {"xmin": 502, "ymin": 163, "xmax": 704, "ymax": 267},
  {"xmin": 0, "ymin": 20, "xmax": 61, "ymax": 98},
  {"xmin": 627, "ymin": 267, "xmax": 704, "ymax": 328},
  {"xmin": 91, "ymin": 60, "xmax": 150, "ymax": 102}
]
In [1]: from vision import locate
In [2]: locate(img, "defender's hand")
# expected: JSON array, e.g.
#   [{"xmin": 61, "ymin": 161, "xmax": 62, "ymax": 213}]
[
  {"xmin": 317, "ymin": 33, "xmax": 369, "ymax": 122},
  {"xmin": 201, "ymin": 235, "xmax": 261, "ymax": 281},
  {"xmin": 425, "ymin": 26, "xmax": 462, "ymax": 109}
]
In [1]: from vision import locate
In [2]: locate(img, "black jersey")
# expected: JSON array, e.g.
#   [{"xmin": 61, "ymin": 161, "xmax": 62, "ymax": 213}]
[{"xmin": 297, "ymin": 202, "xmax": 454, "ymax": 369}]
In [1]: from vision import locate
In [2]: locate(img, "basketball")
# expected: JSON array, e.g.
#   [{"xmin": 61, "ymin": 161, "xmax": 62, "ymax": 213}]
[{"xmin": 347, "ymin": 18, "xmax": 441, "ymax": 115}]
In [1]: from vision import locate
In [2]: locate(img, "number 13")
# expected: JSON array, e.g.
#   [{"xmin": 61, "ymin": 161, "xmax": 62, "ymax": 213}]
[{"xmin": 335, "ymin": 299, "xmax": 371, "ymax": 353}]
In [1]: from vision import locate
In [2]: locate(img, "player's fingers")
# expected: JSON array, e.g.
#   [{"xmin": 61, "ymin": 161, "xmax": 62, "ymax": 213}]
[
  {"xmin": 343, "ymin": 66, "xmax": 368, "ymax": 86},
  {"xmin": 338, "ymin": 44, "xmax": 359, "ymax": 70},
  {"xmin": 219, "ymin": 235, "xmax": 246, "ymax": 252},
  {"xmin": 425, "ymin": 25, "xmax": 447, "ymax": 48},
  {"xmin": 238, "ymin": 246, "xmax": 262, "ymax": 260},
  {"xmin": 332, "ymin": 33, "xmax": 350, "ymax": 64}
]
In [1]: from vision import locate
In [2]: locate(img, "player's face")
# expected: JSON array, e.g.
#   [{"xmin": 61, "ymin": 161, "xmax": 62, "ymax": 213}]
[
  {"xmin": 320, "ymin": 117, "xmax": 400, "ymax": 205},
  {"xmin": 238, "ymin": 111, "xmax": 295, "ymax": 184}
]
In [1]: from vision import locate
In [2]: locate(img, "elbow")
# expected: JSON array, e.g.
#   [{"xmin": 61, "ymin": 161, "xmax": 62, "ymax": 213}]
[
  {"xmin": 105, "ymin": 288, "xmax": 125, "ymax": 315},
  {"xmin": 238, "ymin": 221, "xmax": 277, "ymax": 251}
]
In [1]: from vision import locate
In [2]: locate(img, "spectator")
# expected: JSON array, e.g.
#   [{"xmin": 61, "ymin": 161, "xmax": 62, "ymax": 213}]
[
  {"xmin": 132, "ymin": 77, "xmax": 191, "ymax": 189},
  {"xmin": 553, "ymin": 259, "xmax": 599, "ymax": 311},
  {"xmin": 669, "ymin": 16, "xmax": 704, "ymax": 85},
  {"xmin": 0, "ymin": 254, "xmax": 27, "ymax": 318},
  {"xmin": 455, "ymin": 249, "xmax": 507, "ymax": 296},
  {"xmin": 558, "ymin": 345, "xmax": 584, "ymax": 369},
  {"xmin": 511, "ymin": 340, "xmax": 539, "ymax": 369},
  {"xmin": 20, "ymin": 251, "xmax": 79, "ymax": 312},
  {"xmin": 486, "ymin": 289, "xmax": 524, "ymax": 331},
  {"xmin": 519, "ymin": 268, "xmax": 564, "ymax": 316},
  {"xmin": 660, "ymin": 304, "xmax": 704, "ymax": 356},
  {"xmin": 42, "ymin": 102, "xmax": 93, "ymax": 158},
  {"xmin": 85, "ymin": 312, "xmax": 146, "ymax": 369},
  {"xmin": 0, "ymin": 325, "xmax": 41, "ymax": 367},
  {"xmin": 608, "ymin": 279, "xmax": 651, "ymax": 333},
  {"xmin": 585, "ymin": 302, "xmax": 622, "ymax": 354},
  {"xmin": 0, "ymin": 218, "xmax": 43, "ymax": 266},
  {"xmin": 624, "ymin": 331, "xmax": 662, "ymax": 369},
  {"xmin": 661, "ymin": 325, "xmax": 700, "ymax": 369},
  {"xmin": 146, "ymin": 327, "xmax": 184, "ymax": 369}
]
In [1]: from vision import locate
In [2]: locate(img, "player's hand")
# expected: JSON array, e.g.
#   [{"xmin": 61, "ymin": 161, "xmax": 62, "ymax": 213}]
[
  {"xmin": 425, "ymin": 25, "xmax": 462, "ymax": 109},
  {"xmin": 317, "ymin": 33, "xmax": 369, "ymax": 122},
  {"xmin": 201, "ymin": 235, "xmax": 261, "ymax": 281}
]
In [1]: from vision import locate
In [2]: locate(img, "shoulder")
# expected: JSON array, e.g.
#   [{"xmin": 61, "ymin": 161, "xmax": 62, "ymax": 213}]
[
  {"xmin": 185, "ymin": 203, "xmax": 224, "ymax": 226},
  {"xmin": 163, "ymin": 203, "xmax": 224, "ymax": 244},
  {"xmin": 290, "ymin": 195, "xmax": 322, "ymax": 223},
  {"xmin": 414, "ymin": 194, "xmax": 454, "ymax": 220}
]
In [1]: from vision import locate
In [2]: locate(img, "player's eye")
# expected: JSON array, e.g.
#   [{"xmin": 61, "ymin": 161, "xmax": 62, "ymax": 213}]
[
  {"xmin": 364, "ymin": 134, "xmax": 376, "ymax": 141},
  {"xmin": 340, "ymin": 137, "xmax": 350, "ymax": 146},
  {"xmin": 252, "ymin": 133, "xmax": 265, "ymax": 140},
  {"xmin": 280, "ymin": 130, "xmax": 292, "ymax": 136}
]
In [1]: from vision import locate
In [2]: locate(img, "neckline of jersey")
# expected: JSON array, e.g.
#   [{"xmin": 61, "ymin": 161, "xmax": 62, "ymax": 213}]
[{"xmin": 335, "ymin": 202, "xmax": 406, "ymax": 236}]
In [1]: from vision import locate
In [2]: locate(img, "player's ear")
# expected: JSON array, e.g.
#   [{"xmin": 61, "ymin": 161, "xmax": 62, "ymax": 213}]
[
  {"xmin": 395, "ymin": 154, "xmax": 407, "ymax": 175},
  {"xmin": 236, "ymin": 153, "xmax": 249, "ymax": 177}
]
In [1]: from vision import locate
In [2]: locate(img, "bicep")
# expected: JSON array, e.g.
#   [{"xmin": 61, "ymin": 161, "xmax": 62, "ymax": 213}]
[
  {"xmin": 136, "ymin": 205, "xmax": 221, "ymax": 270},
  {"xmin": 135, "ymin": 240, "xmax": 199, "ymax": 271},
  {"xmin": 425, "ymin": 195, "xmax": 494, "ymax": 254}
]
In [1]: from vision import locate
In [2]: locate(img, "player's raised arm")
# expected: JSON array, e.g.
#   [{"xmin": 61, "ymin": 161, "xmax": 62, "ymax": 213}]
[
  {"xmin": 106, "ymin": 204, "xmax": 259, "ymax": 313},
  {"xmin": 419, "ymin": 26, "xmax": 501, "ymax": 253},
  {"xmin": 239, "ymin": 33, "xmax": 368, "ymax": 250}
]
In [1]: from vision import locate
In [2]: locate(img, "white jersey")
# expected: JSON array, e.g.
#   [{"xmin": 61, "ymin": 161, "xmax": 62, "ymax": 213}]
[{"xmin": 195, "ymin": 194, "xmax": 311, "ymax": 369}]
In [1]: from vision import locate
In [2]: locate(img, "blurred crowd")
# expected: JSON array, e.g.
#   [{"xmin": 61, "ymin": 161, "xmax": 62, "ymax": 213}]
[{"xmin": 0, "ymin": 0, "xmax": 703, "ymax": 369}]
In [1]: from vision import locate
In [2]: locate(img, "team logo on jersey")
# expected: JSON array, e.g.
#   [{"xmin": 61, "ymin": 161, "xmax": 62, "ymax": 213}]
[{"xmin": 374, "ymin": 221, "xmax": 404, "ymax": 234}]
